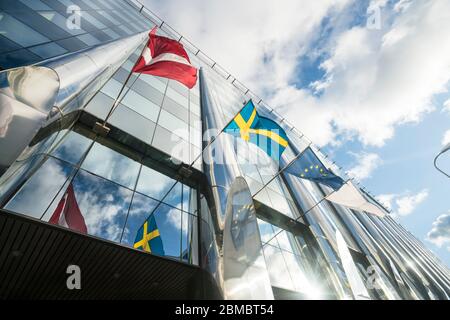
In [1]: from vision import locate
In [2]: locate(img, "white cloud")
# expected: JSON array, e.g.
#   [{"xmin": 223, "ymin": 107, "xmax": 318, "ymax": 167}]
[
  {"xmin": 444, "ymin": 99, "xmax": 450, "ymax": 114},
  {"xmin": 378, "ymin": 188, "xmax": 429, "ymax": 218},
  {"xmin": 144, "ymin": 0, "xmax": 350, "ymax": 90},
  {"xmin": 376, "ymin": 193, "xmax": 396, "ymax": 211},
  {"xmin": 144, "ymin": 0, "xmax": 450, "ymax": 148},
  {"xmin": 347, "ymin": 152, "xmax": 382, "ymax": 181},
  {"xmin": 166, "ymin": 207, "xmax": 187, "ymax": 235},
  {"xmin": 4, "ymin": 158, "xmax": 68, "ymax": 219},
  {"xmin": 426, "ymin": 212, "xmax": 450, "ymax": 249},
  {"xmin": 393, "ymin": 0, "xmax": 413, "ymax": 13},
  {"xmin": 291, "ymin": 0, "xmax": 450, "ymax": 147},
  {"xmin": 81, "ymin": 142, "xmax": 140, "ymax": 188},
  {"xmin": 76, "ymin": 181, "xmax": 126, "ymax": 241},
  {"xmin": 395, "ymin": 189, "xmax": 428, "ymax": 217},
  {"xmin": 442, "ymin": 129, "xmax": 450, "ymax": 146}
]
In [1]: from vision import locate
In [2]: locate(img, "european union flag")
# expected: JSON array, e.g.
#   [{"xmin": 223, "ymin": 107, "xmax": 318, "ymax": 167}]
[
  {"xmin": 224, "ymin": 100, "xmax": 288, "ymax": 160},
  {"xmin": 133, "ymin": 214, "xmax": 165, "ymax": 256},
  {"xmin": 284, "ymin": 147, "xmax": 344, "ymax": 190}
]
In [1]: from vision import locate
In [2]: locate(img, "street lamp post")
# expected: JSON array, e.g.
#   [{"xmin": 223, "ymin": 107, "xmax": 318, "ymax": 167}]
[{"xmin": 434, "ymin": 143, "xmax": 450, "ymax": 178}]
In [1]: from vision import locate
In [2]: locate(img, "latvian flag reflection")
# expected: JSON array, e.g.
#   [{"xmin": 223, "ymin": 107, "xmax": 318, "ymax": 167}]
[
  {"xmin": 49, "ymin": 184, "xmax": 87, "ymax": 234},
  {"xmin": 132, "ymin": 26, "xmax": 198, "ymax": 89}
]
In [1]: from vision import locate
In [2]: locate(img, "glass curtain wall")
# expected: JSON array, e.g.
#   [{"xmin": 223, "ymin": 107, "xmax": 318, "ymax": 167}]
[
  {"xmin": 0, "ymin": 123, "xmax": 199, "ymax": 265},
  {"xmin": 0, "ymin": 0, "xmax": 153, "ymax": 69}
]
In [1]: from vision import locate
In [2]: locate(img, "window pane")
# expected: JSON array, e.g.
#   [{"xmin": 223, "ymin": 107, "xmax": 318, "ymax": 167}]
[
  {"xmin": 118, "ymin": 25, "xmax": 133, "ymax": 35},
  {"xmin": 182, "ymin": 184, "xmax": 197, "ymax": 213},
  {"xmin": 157, "ymin": 109, "xmax": 189, "ymax": 134},
  {"xmin": 29, "ymin": 42, "xmax": 68, "ymax": 59},
  {"xmin": 84, "ymin": 91, "xmax": 114, "ymax": 119},
  {"xmin": 19, "ymin": 0, "xmax": 52, "ymax": 10},
  {"xmin": 124, "ymin": 195, "xmax": 182, "ymax": 260},
  {"xmin": 0, "ymin": 155, "xmax": 46, "ymax": 205},
  {"xmin": 5, "ymin": 157, "xmax": 74, "ymax": 219},
  {"xmin": 42, "ymin": 169, "xmax": 133, "ymax": 242},
  {"xmin": 81, "ymin": 142, "xmax": 140, "ymax": 189},
  {"xmin": 38, "ymin": 11, "xmax": 85, "ymax": 36},
  {"xmin": 121, "ymin": 89, "xmax": 160, "ymax": 122},
  {"xmin": 283, "ymin": 252, "xmax": 319, "ymax": 296},
  {"xmin": 168, "ymin": 80, "xmax": 189, "ymax": 98},
  {"xmin": 121, "ymin": 193, "xmax": 159, "ymax": 248},
  {"xmin": 162, "ymin": 182, "xmax": 182, "ymax": 209},
  {"xmin": 17, "ymin": 129, "xmax": 64, "ymax": 161},
  {"xmin": 0, "ymin": 13, "xmax": 50, "ymax": 47},
  {"xmin": 98, "ymin": 11, "xmax": 121, "ymax": 26},
  {"xmin": 257, "ymin": 218, "xmax": 277, "ymax": 243},
  {"xmin": 81, "ymin": 11, "xmax": 107, "ymax": 29},
  {"xmin": 131, "ymin": 78, "xmax": 165, "ymax": 106},
  {"xmin": 276, "ymin": 231, "xmax": 295, "ymax": 253},
  {"xmin": 263, "ymin": 244, "xmax": 295, "ymax": 291},
  {"xmin": 77, "ymin": 33, "xmax": 101, "ymax": 46},
  {"xmin": 103, "ymin": 28, "xmax": 120, "ymax": 40},
  {"xmin": 162, "ymin": 97, "xmax": 189, "ymax": 123},
  {"xmin": 166, "ymin": 87, "xmax": 188, "ymax": 108},
  {"xmin": 101, "ymin": 78, "xmax": 128, "ymax": 100},
  {"xmin": 0, "ymin": 35, "xmax": 20, "ymax": 54},
  {"xmin": 151, "ymin": 125, "xmax": 190, "ymax": 164},
  {"xmin": 136, "ymin": 165, "xmax": 178, "ymax": 201},
  {"xmin": 139, "ymin": 74, "xmax": 167, "ymax": 94},
  {"xmin": 109, "ymin": 104, "xmax": 156, "ymax": 145},
  {"xmin": 181, "ymin": 212, "xmax": 198, "ymax": 264},
  {"xmin": 51, "ymin": 130, "xmax": 93, "ymax": 165}
]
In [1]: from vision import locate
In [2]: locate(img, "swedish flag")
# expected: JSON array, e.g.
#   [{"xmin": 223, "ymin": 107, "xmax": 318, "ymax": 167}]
[
  {"xmin": 284, "ymin": 147, "xmax": 344, "ymax": 190},
  {"xmin": 224, "ymin": 100, "xmax": 288, "ymax": 160},
  {"xmin": 133, "ymin": 214, "xmax": 165, "ymax": 256}
]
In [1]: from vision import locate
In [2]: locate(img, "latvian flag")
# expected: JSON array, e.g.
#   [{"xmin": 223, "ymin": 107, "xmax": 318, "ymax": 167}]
[
  {"xmin": 132, "ymin": 26, "xmax": 198, "ymax": 89},
  {"xmin": 49, "ymin": 184, "xmax": 87, "ymax": 234}
]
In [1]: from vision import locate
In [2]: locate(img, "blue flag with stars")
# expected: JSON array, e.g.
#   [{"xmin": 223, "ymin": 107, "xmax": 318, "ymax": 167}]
[
  {"xmin": 284, "ymin": 147, "xmax": 345, "ymax": 190},
  {"xmin": 224, "ymin": 100, "xmax": 289, "ymax": 160},
  {"xmin": 133, "ymin": 214, "xmax": 165, "ymax": 256}
]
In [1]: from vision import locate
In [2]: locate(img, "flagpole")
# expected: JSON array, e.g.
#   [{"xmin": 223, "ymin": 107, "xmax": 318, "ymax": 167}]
[
  {"xmin": 259, "ymin": 177, "xmax": 354, "ymax": 247},
  {"xmin": 93, "ymin": 36, "xmax": 150, "ymax": 136},
  {"xmin": 251, "ymin": 142, "xmax": 312, "ymax": 198}
]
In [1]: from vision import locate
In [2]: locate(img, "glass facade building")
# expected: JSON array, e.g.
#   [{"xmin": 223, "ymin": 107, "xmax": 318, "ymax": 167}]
[{"xmin": 0, "ymin": 0, "xmax": 449, "ymax": 299}]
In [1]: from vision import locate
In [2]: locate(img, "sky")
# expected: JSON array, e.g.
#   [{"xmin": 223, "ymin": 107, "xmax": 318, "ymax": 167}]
[{"xmin": 142, "ymin": 0, "xmax": 450, "ymax": 267}]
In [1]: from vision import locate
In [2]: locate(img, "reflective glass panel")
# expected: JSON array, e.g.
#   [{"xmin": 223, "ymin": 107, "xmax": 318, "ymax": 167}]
[
  {"xmin": 136, "ymin": 165, "xmax": 178, "ymax": 201},
  {"xmin": 50, "ymin": 169, "xmax": 133, "ymax": 244},
  {"xmin": 0, "ymin": 13, "xmax": 50, "ymax": 47},
  {"xmin": 181, "ymin": 211, "xmax": 198, "ymax": 264},
  {"xmin": 5, "ymin": 157, "xmax": 74, "ymax": 219},
  {"xmin": 125, "ymin": 195, "xmax": 182, "ymax": 260},
  {"xmin": 29, "ymin": 42, "xmax": 68, "ymax": 59},
  {"xmin": 51, "ymin": 130, "xmax": 93, "ymax": 165},
  {"xmin": 81, "ymin": 142, "xmax": 140, "ymax": 189},
  {"xmin": 121, "ymin": 192, "xmax": 160, "ymax": 248}
]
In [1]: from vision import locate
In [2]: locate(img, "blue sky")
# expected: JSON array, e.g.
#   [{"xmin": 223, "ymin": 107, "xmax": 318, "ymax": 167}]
[
  {"xmin": 144, "ymin": 0, "xmax": 450, "ymax": 266},
  {"xmin": 324, "ymin": 93, "xmax": 450, "ymax": 266}
]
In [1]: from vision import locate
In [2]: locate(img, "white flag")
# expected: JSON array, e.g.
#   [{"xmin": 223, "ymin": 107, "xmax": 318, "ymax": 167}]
[{"xmin": 326, "ymin": 181, "xmax": 387, "ymax": 217}]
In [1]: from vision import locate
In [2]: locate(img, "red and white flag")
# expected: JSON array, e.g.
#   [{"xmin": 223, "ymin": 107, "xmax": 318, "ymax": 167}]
[
  {"xmin": 49, "ymin": 184, "xmax": 88, "ymax": 234},
  {"xmin": 132, "ymin": 27, "xmax": 198, "ymax": 89}
]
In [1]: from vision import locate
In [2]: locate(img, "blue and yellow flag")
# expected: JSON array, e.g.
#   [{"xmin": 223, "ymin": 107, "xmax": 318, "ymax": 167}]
[
  {"xmin": 133, "ymin": 214, "xmax": 165, "ymax": 256},
  {"xmin": 224, "ymin": 100, "xmax": 288, "ymax": 160},
  {"xmin": 284, "ymin": 147, "xmax": 344, "ymax": 190}
]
